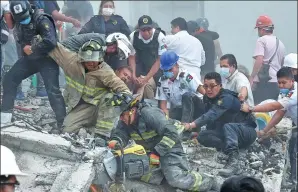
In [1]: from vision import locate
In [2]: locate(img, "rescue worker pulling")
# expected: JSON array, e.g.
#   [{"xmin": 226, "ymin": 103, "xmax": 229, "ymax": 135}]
[
  {"xmin": 108, "ymin": 94, "xmax": 215, "ymax": 191},
  {"xmin": 48, "ymin": 38, "xmax": 131, "ymax": 137},
  {"xmin": 1, "ymin": 1, "xmax": 66, "ymax": 133}
]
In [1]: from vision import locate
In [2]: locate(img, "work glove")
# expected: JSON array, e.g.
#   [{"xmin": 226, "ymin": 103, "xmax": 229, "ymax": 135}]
[
  {"xmin": 149, "ymin": 152, "xmax": 160, "ymax": 165},
  {"xmin": 108, "ymin": 140, "xmax": 121, "ymax": 150}
]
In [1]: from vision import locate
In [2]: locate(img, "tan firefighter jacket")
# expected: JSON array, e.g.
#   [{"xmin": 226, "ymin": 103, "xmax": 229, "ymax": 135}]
[{"xmin": 49, "ymin": 43, "xmax": 131, "ymax": 109}]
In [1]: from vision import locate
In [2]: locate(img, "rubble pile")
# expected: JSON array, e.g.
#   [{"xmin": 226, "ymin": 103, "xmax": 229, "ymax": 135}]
[
  {"xmin": 1, "ymin": 97, "xmax": 294, "ymax": 192},
  {"xmin": 183, "ymin": 118, "xmax": 293, "ymax": 192}
]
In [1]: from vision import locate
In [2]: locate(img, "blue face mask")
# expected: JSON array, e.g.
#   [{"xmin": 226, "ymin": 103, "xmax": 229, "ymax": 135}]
[
  {"xmin": 219, "ymin": 67, "xmax": 230, "ymax": 78},
  {"xmin": 20, "ymin": 17, "xmax": 31, "ymax": 25},
  {"xmin": 280, "ymin": 88, "xmax": 290, "ymax": 95},
  {"xmin": 163, "ymin": 71, "xmax": 174, "ymax": 79}
]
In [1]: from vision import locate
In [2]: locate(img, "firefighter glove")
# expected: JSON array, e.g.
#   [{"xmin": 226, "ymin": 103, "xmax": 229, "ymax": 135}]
[{"xmin": 149, "ymin": 152, "xmax": 160, "ymax": 165}]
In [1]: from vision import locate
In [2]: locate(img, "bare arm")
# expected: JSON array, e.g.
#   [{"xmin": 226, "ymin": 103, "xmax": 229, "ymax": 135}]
[
  {"xmin": 144, "ymin": 57, "xmax": 160, "ymax": 82},
  {"xmin": 3, "ymin": 13, "xmax": 13, "ymax": 29},
  {"xmin": 263, "ymin": 110, "xmax": 285, "ymax": 134},
  {"xmin": 252, "ymin": 101, "xmax": 284, "ymax": 112},
  {"xmin": 128, "ymin": 55, "xmax": 137, "ymax": 78},
  {"xmin": 51, "ymin": 10, "xmax": 80, "ymax": 27},
  {"xmin": 251, "ymin": 55, "xmax": 264, "ymax": 80}
]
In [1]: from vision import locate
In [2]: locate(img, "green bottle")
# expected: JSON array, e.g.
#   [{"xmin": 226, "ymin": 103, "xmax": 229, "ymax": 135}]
[{"xmin": 31, "ymin": 74, "xmax": 37, "ymax": 88}]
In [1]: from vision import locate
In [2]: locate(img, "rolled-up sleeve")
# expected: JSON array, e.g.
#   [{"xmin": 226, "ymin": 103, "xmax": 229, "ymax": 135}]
[{"xmin": 253, "ymin": 38, "xmax": 265, "ymax": 58}]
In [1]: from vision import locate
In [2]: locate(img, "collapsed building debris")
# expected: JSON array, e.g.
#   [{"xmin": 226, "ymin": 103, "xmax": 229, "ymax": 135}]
[{"xmin": 0, "ymin": 98, "xmax": 295, "ymax": 192}]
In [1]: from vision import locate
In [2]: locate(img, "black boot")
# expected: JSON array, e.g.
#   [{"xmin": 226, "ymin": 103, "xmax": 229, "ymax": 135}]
[
  {"xmin": 49, "ymin": 122, "xmax": 63, "ymax": 134},
  {"xmin": 218, "ymin": 152, "xmax": 242, "ymax": 177}
]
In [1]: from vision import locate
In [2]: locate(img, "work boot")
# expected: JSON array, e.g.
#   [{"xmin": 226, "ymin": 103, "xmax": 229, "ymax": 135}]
[
  {"xmin": 16, "ymin": 91, "xmax": 25, "ymax": 100},
  {"xmin": 218, "ymin": 152, "xmax": 242, "ymax": 177},
  {"xmin": 49, "ymin": 123, "xmax": 63, "ymax": 134}
]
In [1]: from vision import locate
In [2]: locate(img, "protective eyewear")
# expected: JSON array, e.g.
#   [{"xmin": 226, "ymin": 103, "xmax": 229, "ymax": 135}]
[{"xmin": 203, "ymin": 84, "xmax": 219, "ymax": 90}]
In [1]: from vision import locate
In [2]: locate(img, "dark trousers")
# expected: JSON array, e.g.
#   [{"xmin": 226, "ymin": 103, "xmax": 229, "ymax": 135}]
[
  {"xmin": 289, "ymin": 130, "xmax": 297, "ymax": 181},
  {"xmin": 197, "ymin": 123, "xmax": 257, "ymax": 155},
  {"xmin": 169, "ymin": 92, "xmax": 205, "ymax": 122},
  {"xmin": 253, "ymin": 82, "xmax": 279, "ymax": 104},
  {"xmin": 1, "ymin": 56, "xmax": 66, "ymax": 126}
]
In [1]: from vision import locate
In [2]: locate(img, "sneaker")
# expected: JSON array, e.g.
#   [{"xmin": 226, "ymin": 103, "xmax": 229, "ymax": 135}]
[
  {"xmin": 1, "ymin": 112, "xmax": 12, "ymax": 127},
  {"xmin": 16, "ymin": 91, "xmax": 25, "ymax": 100},
  {"xmin": 36, "ymin": 89, "xmax": 48, "ymax": 98}
]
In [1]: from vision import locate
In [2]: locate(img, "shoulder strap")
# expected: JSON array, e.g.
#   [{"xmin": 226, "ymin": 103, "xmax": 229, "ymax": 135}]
[
  {"xmin": 152, "ymin": 28, "xmax": 160, "ymax": 41},
  {"xmin": 268, "ymin": 37, "xmax": 279, "ymax": 65}
]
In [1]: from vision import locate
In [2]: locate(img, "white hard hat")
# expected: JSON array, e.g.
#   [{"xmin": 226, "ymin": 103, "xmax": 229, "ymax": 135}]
[
  {"xmin": 106, "ymin": 32, "xmax": 129, "ymax": 44},
  {"xmin": 117, "ymin": 39, "xmax": 132, "ymax": 60},
  {"xmin": 283, "ymin": 53, "xmax": 297, "ymax": 69},
  {"xmin": 1, "ymin": 145, "xmax": 27, "ymax": 176}
]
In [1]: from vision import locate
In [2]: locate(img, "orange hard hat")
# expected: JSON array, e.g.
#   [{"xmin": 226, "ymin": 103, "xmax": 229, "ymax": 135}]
[{"xmin": 255, "ymin": 15, "xmax": 273, "ymax": 29}]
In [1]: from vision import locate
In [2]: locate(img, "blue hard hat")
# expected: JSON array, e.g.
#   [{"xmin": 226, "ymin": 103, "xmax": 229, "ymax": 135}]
[
  {"xmin": 160, "ymin": 51, "xmax": 179, "ymax": 71},
  {"xmin": 196, "ymin": 18, "xmax": 209, "ymax": 30}
]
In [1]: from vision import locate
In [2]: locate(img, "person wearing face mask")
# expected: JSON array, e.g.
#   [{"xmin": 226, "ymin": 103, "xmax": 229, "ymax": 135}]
[
  {"xmin": 48, "ymin": 39, "xmax": 131, "ymax": 138},
  {"xmin": 108, "ymin": 94, "xmax": 216, "ymax": 192},
  {"xmin": 219, "ymin": 54, "xmax": 254, "ymax": 106},
  {"xmin": 155, "ymin": 51, "xmax": 205, "ymax": 126},
  {"xmin": 250, "ymin": 15, "xmax": 286, "ymax": 104},
  {"xmin": 164, "ymin": 17, "xmax": 205, "ymax": 80},
  {"xmin": 129, "ymin": 15, "xmax": 167, "ymax": 99},
  {"xmin": 283, "ymin": 53, "xmax": 298, "ymax": 82},
  {"xmin": 184, "ymin": 72, "xmax": 257, "ymax": 177},
  {"xmin": 241, "ymin": 67, "xmax": 297, "ymax": 187},
  {"xmin": 1, "ymin": 1, "xmax": 66, "ymax": 133},
  {"xmin": 78, "ymin": 0, "xmax": 131, "ymax": 38}
]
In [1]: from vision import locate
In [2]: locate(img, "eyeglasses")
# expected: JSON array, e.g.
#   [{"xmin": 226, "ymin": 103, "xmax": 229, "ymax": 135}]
[
  {"xmin": 140, "ymin": 28, "xmax": 152, "ymax": 32},
  {"xmin": 203, "ymin": 84, "xmax": 219, "ymax": 90}
]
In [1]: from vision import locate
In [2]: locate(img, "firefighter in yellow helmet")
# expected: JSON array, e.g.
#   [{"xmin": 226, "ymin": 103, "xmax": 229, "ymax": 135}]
[{"xmin": 48, "ymin": 39, "xmax": 131, "ymax": 137}]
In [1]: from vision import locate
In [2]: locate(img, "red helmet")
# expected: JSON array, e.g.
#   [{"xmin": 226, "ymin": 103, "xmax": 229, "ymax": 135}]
[{"xmin": 255, "ymin": 15, "xmax": 274, "ymax": 29}]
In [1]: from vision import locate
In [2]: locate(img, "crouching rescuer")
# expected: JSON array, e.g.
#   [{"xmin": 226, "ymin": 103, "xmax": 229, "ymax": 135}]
[
  {"xmin": 48, "ymin": 39, "xmax": 131, "ymax": 136},
  {"xmin": 108, "ymin": 94, "xmax": 215, "ymax": 191}
]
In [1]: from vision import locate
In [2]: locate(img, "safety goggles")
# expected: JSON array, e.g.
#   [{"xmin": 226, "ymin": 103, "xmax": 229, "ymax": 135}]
[
  {"xmin": 79, "ymin": 50, "xmax": 104, "ymax": 62},
  {"xmin": 0, "ymin": 180, "xmax": 20, "ymax": 186}
]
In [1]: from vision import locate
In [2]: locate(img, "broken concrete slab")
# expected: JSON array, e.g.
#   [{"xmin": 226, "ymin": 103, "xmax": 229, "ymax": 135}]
[{"xmin": 1, "ymin": 126, "xmax": 83, "ymax": 161}]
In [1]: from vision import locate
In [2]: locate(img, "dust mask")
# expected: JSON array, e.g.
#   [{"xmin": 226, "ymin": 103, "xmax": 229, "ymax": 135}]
[
  {"xmin": 220, "ymin": 67, "xmax": 230, "ymax": 78},
  {"xmin": 102, "ymin": 8, "xmax": 115, "ymax": 16}
]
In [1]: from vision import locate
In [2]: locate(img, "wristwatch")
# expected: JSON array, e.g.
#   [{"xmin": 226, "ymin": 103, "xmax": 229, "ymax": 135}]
[{"xmin": 248, "ymin": 106, "xmax": 255, "ymax": 113}]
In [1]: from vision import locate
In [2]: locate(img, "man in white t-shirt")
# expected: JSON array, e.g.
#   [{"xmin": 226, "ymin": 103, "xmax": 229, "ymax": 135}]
[
  {"xmin": 164, "ymin": 17, "xmax": 205, "ymax": 80},
  {"xmin": 241, "ymin": 67, "xmax": 297, "ymax": 185},
  {"xmin": 219, "ymin": 54, "xmax": 254, "ymax": 106},
  {"xmin": 129, "ymin": 15, "xmax": 167, "ymax": 99}
]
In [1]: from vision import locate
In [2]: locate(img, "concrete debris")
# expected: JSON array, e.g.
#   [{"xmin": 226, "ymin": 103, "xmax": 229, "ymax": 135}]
[{"xmin": 0, "ymin": 97, "xmax": 295, "ymax": 192}]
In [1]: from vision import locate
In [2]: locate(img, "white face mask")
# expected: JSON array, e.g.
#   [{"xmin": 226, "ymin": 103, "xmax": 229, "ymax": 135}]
[{"xmin": 102, "ymin": 8, "xmax": 115, "ymax": 16}]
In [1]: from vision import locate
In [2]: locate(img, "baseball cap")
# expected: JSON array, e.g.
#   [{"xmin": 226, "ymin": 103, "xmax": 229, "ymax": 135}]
[{"xmin": 138, "ymin": 15, "xmax": 153, "ymax": 29}]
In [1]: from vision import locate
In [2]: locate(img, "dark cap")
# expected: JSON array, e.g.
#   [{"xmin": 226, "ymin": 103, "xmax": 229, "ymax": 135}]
[{"xmin": 138, "ymin": 15, "xmax": 153, "ymax": 29}]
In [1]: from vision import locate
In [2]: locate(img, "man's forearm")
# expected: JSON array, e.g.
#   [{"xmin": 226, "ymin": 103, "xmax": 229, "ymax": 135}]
[
  {"xmin": 251, "ymin": 57, "xmax": 263, "ymax": 79},
  {"xmin": 128, "ymin": 56, "xmax": 137, "ymax": 77},
  {"xmin": 52, "ymin": 10, "xmax": 73, "ymax": 23},
  {"xmin": 252, "ymin": 102, "xmax": 283, "ymax": 112},
  {"xmin": 146, "ymin": 59, "xmax": 160, "ymax": 81},
  {"xmin": 240, "ymin": 86, "xmax": 248, "ymax": 99},
  {"xmin": 263, "ymin": 110, "xmax": 285, "ymax": 133}
]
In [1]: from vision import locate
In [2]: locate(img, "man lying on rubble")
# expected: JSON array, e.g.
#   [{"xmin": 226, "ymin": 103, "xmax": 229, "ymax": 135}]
[
  {"xmin": 48, "ymin": 38, "xmax": 131, "ymax": 137},
  {"xmin": 184, "ymin": 72, "xmax": 257, "ymax": 177},
  {"xmin": 155, "ymin": 51, "xmax": 205, "ymax": 140},
  {"xmin": 241, "ymin": 67, "xmax": 297, "ymax": 185},
  {"xmin": 219, "ymin": 54, "xmax": 254, "ymax": 106},
  {"xmin": 1, "ymin": 145, "xmax": 27, "ymax": 192},
  {"xmin": 108, "ymin": 94, "xmax": 216, "ymax": 191}
]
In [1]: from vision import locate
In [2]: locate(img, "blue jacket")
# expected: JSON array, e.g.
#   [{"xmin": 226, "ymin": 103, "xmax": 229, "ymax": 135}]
[
  {"xmin": 78, "ymin": 14, "xmax": 131, "ymax": 38},
  {"xmin": 194, "ymin": 89, "xmax": 256, "ymax": 130}
]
